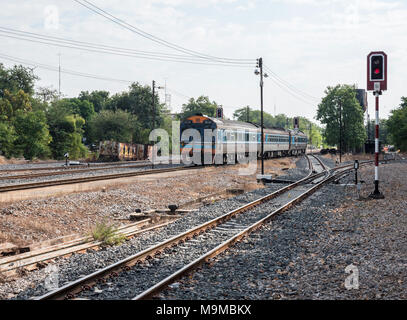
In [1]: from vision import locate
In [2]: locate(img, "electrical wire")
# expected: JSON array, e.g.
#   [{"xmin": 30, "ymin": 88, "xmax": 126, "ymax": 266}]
[
  {"xmin": 0, "ymin": 52, "xmax": 133, "ymax": 84},
  {"xmin": 73, "ymin": 0, "xmax": 254, "ymax": 64},
  {"xmin": 267, "ymin": 75, "xmax": 316, "ymax": 106},
  {"xmin": 0, "ymin": 26, "xmax": 237, "ymax": 61},
  {"xmin": 0, "ymin": 30, "xmax": 255, "ymax": 68},
  {"xmin": 264, "ymin": 64, "xmax": 319, "ymax": 101}
]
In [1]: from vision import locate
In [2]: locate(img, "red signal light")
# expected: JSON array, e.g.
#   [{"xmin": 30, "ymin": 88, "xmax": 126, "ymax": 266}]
[{"xmin": 374, "ymin": 68, "xmax": 380, "ymax": 74}]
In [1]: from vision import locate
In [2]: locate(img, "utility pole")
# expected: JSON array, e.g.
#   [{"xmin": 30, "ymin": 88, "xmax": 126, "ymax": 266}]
[
  {"xmin": 246, "ymin": 106, "xmax": 250, "ymax": 122},
  {"xmin": 151, "ymin": 81, "xmax": 164, "ymax": 169},
  {"xmin": 255, "ymin": 58, "xmax": 268, "ymax": 177},
  {"xmin": 58, "ymin": 53, "xmax": 61, "ymax": 97},
  {"xmin": 259, "ymin": 58, "xmax": 264, "ymax": 175},
  {"xmin": 339, "ymin": 99, "xmax": 342, "ymax": 163},
  {"xmin": 152, "ymin": 80, "xmax": 156, "ymax": 169}
]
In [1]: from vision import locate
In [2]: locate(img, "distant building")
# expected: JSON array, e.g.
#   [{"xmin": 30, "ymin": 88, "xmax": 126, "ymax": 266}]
[{"xmin": 355, "ymin": 89, "xmax": 367, "ymax": 112}]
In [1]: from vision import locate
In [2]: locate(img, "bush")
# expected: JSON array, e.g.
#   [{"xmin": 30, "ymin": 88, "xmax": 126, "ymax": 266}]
[{"xmin": 90, "ymin": 221, "xmax": 126, "ymax": 246}]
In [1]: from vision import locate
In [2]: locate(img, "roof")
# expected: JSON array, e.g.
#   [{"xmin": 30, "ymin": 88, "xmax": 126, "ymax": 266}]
[{"xmin": 184, "ymin": 114, "xmax": 291, "ymax": 134}]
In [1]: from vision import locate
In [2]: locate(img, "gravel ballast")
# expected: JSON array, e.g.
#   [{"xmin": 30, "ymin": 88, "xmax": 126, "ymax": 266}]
[
  {"xmin": 1, "ymin": 157, "xmax": 310, "ymax": 299},
  {"xmin": 158, "ymin": 161, "xmax": 407, "ymax": 300}
]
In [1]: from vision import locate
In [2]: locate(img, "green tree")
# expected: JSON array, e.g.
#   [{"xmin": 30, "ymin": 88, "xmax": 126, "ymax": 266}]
[
  {"xmin": 0, "ymin": 121, "xmax": 16, "ymax": 158},
  {"xmin": 107, "ymin": 82, "xmax": 164, "ymax": 129},
  {"xmin": 79, "ymin": 90, "xmax": 110, "ymax": 113},
  {"xmin": 316, "ymin": 84, "xmax": 366, "ymax": 152},
  {"xmin": 35, "ymin": 86, "xmax": 59, "ymax": 105},
  {"xmin": 47, "ymin": 103, "xmax": 88, "ymax": 159},
  {"xmin": 52, "ymin": 98, "xmax": 95, "ymax": 143},
  {"xmin": 367, "ymin": 118, "xmax": 389, "ymax": 144},
  {"xmin": 13, "ymin": 110, "xmax": 52, "ymax": 160},
  {"xmin": 87, "ymin": 110, "xmax": 140, "ymax": 144},
  {"xmin": 0, "ymin": 89, "xmax": 32, "ymax": 121},
  {"xmin": 233, "ymin": 107, "xmax": 285, "ymax": 128},
  {"xmin": 387, "ymin": 97, "xmax": 407, "ymax": 151},
  {"xmin": 0, "ymin": 64, "xmax": 38, "ymax": 98},
  {"xmin": 180, "ymin": 96, "xmax": 218, "ymax": 120}
]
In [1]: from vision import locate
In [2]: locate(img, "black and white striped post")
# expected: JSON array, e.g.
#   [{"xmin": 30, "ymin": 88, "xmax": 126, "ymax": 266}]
[
  {"xmin": 367, "ymin": 51, "xmax": 387, "ymax": 199},
  {"xmin": 370, "ymin": 90, "xmax": 384, "ymax": 198}
]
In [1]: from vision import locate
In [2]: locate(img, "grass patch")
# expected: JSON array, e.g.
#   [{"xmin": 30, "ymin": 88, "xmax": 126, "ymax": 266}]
[{"xmin": 90, "ymin": 221, "xmax": 126, "ymax": 246}]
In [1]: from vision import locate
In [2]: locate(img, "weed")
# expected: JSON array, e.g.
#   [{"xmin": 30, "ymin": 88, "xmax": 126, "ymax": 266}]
[{"xmin": 90, "ymin": 221, "xmax": 126, "ymax": 246}]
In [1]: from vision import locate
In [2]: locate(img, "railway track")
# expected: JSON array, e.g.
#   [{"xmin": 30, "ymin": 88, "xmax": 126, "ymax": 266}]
[
  {"xmin": 0, "ymin": 155, "xmax": 311, "ymax": 193},
  {"xmin": 0, "ymin": 217, "xmax": 179, "ymax": 276},
  {"xmin": 0, "ymin": 160, "xmax": 152, "ymax": 174},
  {"xmin": 0, "ymin": 162, "xmax": 177, "ymax": 181},
  {"xmin": 32, "ymin": 155, "xmax": 367, "ymax": 300},
  {"xmin": 0, "ymin": 165, "xmax": 200, "ymax": 193}
]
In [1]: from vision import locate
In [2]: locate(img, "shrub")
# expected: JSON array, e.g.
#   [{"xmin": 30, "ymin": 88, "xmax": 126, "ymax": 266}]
[{"xmin": 90, "ymin": 221, "xmax": 126, "ymax": 246}]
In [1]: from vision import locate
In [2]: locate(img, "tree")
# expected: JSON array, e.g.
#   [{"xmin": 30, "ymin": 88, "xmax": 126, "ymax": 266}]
[
  {"xmin": 233, "ymin": 107, "xmax": 287, "ymax": 128},
  {"xmin": 13, "ymin": 110, "xmax": 52, "ymax": 160},
  {"xmin": 35, "ymin": 86, "xmax": 59, "ymax": 104},
  {"xmin": 180, "ymin": 96, "xmax": 218, "ymax": 120},
  {"xmin": 367, "ymin": 118, "xmax": 389, "ymax": 145},
  {"xmin": 387, "ymin": 97, "xmax": 407, "ymax": 151},
  {"xmin": 87, "ymin": 110, "xmax": 140, "ymax": 144},
  {"xmin": 0, "ymin": 64, "xmax": 38, "ymax": 98},
  {"xmin": 79, "ymin": 90, "xmax": 110, "ymax": 113},
  {"xmin": 0, "ymin": 121, "xmax": 16, "ymax": 158},
  {"xmin": 47, "ymin": 103, "xmax": 88, "ymax": 159},
  {"xmin": 316, "ymin": 84, "xmax": 366, "ymax": 152},
  {"xmin": 107, "ymin": 82, "xmax": 164, "ymax": 129},
  {"xmin": 0, "ymin": 89, "xmax": 32, "ymax": 121}
]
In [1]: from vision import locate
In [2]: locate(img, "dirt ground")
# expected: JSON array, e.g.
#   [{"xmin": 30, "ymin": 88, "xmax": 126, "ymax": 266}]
[{"xmin": 0, "ymin": 158, "xmax": 297, "ymax": 247}]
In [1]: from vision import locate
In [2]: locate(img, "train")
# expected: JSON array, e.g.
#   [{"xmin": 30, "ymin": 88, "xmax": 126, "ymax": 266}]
[
  {"xmin": 98, "ymin": 141, "xmax": 151, "ymax": 161},
  {"xmin": 180, "ymin": 114, "xmax": 307, "ymax": 164}
]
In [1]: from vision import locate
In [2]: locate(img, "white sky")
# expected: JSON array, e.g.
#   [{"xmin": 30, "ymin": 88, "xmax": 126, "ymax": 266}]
[{"xmin": 0, "ymin": 0, "xmax": 406, "ymax": 122}]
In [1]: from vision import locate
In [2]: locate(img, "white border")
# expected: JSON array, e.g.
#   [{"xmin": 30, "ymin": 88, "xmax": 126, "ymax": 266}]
[{"xmin": 369, "ymin": 54, "xmax": 385, "ymax": 82}]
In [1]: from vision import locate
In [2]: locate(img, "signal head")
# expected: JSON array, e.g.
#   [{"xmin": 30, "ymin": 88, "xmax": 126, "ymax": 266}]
[{"xmin": 370, "ymin": 54, "xmax": 384, "ymax": 80}]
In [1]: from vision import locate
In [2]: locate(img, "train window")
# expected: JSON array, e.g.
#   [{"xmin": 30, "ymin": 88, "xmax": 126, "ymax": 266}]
[
  {"xmin": 203, "ymin": 120, "xmax": 212, "ymax": 125},
  {"xmin": 245, "ymin": 133, "xmax": 249, "ymax": 141},
  {"xmin": 184, "ymin": 120, "xmax": 192, "ymax": 124}
]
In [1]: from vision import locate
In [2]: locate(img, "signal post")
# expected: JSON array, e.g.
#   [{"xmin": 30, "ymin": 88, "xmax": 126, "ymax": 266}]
[{"xmin": 367, "ymin": 51, "xmax": 387, "ymax": 199}]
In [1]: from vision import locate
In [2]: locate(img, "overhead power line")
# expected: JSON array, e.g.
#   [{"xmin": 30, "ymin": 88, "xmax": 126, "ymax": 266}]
[
  {"xmin": 72, "ymin": 0, "xmax": 254, "ymax": 64},
  {"xmin": 0, "ymin": 28, "xmax": 254, "ymax": 68},
  {"xmin": 263, "ymin": 64, "xmax": 319, "ymax": 103},
  {"xmin": 0, "ymin": 52, "xmax": 208, "ymax": 106},
  {"xmin": 0, "ymin": 52, "xmax": 133, "ymax": 83}
]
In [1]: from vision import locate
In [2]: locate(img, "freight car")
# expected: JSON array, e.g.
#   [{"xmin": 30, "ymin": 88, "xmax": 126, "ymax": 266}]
[
  {"xmin": 98, "ymin": 141, "xmax": 151, "ymax": 161},
  {"xmin": 180, "ymin": 114, "xmax": 307, "ymax": 164}
]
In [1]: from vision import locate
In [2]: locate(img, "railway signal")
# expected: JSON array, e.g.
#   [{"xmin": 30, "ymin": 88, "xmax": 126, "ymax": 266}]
[
  {"xmin": 293, "ymin": 117, "xmax": 299, "ymax": 130},
  {"xmin": 367, "ymin": 51, "xmax": 387, "ymax": 199},
  {"xmin": 216, "ymin": 106, "xmax": 224, "ymax": 119}
]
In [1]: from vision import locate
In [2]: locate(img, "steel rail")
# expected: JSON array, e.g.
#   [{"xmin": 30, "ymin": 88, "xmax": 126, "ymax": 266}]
[
  {"xmin": 0, "ymin": 163, "xmax": 175, "ymax": 181},
  {"xmin": 0, "ymin": 160, "xmax": 152, "ymax": 173},
  {"xmin": 0, "ymin": 165, "xmax": 201, "ymax": 193},
  {"xmin": 132, "ymin": 162, "xmax": 354, "ymax": 300},
  {"xmin": 35, "ymin": 157, "xmax": 369, "ymax": 300},
  {"xmin": 34, "ymin": 156, "xmax": 317, "ymax": 300},
  {"xmin": 0, "ymin": 219, "xmax": 177, "ymax": 274}
]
